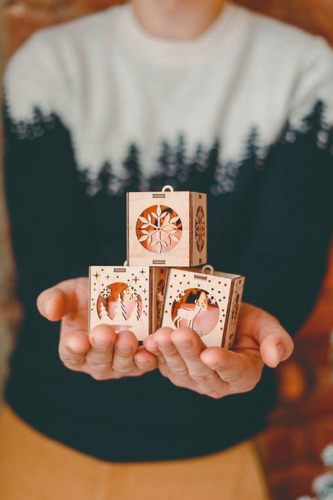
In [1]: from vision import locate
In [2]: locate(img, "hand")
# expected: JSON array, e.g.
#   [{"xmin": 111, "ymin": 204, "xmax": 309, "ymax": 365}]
[
  {"xmin": 37, "ymin": 278, "xmax": 157, "ymax": 380},
  {"xmin": 143, "ymin": 303, "xmax": 294, "ymax": 399}
]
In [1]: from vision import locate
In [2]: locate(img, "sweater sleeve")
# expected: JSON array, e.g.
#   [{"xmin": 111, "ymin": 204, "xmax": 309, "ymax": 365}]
[
  {"xmin": 2, "ymin": 32, "xmax": 96, "ymax": 305},
  {"xmin": 239, "ymin": 37, "xmax": 333, "ymax": 335}
]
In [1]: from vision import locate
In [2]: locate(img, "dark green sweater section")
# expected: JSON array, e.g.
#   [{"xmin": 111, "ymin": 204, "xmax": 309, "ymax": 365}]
[{"xmin": 3, "ymin": 101, "xmax": 332, "ymax": 461}]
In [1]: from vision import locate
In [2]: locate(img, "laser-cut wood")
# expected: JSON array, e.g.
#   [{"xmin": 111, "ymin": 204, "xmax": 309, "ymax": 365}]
[
  {"xmin": 89, "ymin": 265, "xmax": 167, "ymax": 341},
  {"xmin": 160, "ymin": 266, "xmax": 245, "ymax": 348},
  {"xmin": 89, "ymin": 265, "xmax": 151, "ymax": 342},
  {"xmin": 127, "ymin": 187, "xmax": 207, "ymax": 267}
]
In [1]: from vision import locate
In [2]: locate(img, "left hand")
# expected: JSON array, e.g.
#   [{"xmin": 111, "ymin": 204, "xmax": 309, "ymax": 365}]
[{"xmin": 143, "ymin": 302, "xmax": 294, "ymax": 399}]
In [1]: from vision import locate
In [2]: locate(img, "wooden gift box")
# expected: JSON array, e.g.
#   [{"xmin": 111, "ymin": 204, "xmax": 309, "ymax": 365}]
[
  {"xmin": 89, "ymin": 266, "xmax": 167, "ymax": 342},
  {"xmin": 160, "ymin": 266, "xmax": 245, "ymax": 348},
  {"xmin": 126, "ymin": 186, "xmax": 207, "ymax": 267}
]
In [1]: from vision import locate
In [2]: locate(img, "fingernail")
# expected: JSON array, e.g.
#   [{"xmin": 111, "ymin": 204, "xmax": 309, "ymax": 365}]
[
  {"xmin": 179, "ymin": 341, "xmax": 193, "ymax": 352},
  {"xmin": 276, "ymin": 343, "xmax": 285, "ymax": 361},
  {"xmin": 44, "ymin": 296, "xmax": 51, "ymax": 316},
  {"xmin": 92, "ymin": 337, "xmax": 110, "ymax": 349},
  {"xmin": 158, "ymin": 342, "xmax": 174, "ymax": 353},
  {"xmin": 137, "ymin": 359, "xmax": 152, "ymax": 367},
  {"xmin": 117, "ymin": 345, "xmax": 133, "ymax": 354},
  {"xmin": 144, "ymin": 343, "xmax": 157, "ymax": 354},
  {"xmin": 144, "ymin": 340, "xmax": 156, "ymax": 351},
  {"xmin": 67, "ymin": 340, "xmax": 84, "ymax": 354}
]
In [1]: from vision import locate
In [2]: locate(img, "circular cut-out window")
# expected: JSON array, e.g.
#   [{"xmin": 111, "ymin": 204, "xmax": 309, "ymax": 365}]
[
  {"xmin": 171, "ymin": 288, "xmax": 219, "ymax": 337},
  {"xmin": 136, "ymin": 204, "xmax": 182, "ymax": 254},
  {"xmin": 97, "ymin": 282, "xmax": 142, "ymax": 332}
]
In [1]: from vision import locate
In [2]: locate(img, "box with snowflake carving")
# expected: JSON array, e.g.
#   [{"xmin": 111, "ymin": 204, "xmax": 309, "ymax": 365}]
[
  {"xmin": 89, "ymin": 266, "xmax": 167, "ymax": 341},
  {"xmin": 160, "ymin": 266, "xmax": 245, "ymax": 348},
  {"xmin": 127, "ymin": 186, "xmax": 207, "ymax": 267}
]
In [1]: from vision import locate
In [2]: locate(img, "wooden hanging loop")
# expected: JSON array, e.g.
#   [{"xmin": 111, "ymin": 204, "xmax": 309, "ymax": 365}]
[
  {"xmin": 202, "ymin": 264, "xmax": 214, "ymax": 275},
  {"xmin": 162, "ymin": 185, "xmax": 174, "ymax": 192}
]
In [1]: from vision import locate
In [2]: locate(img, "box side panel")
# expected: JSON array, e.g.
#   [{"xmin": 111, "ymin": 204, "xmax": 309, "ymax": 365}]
[
  {"xmin": 213, "ymin": 270, "xmax": 242, "ymax": 279},
  {"xmin": 189, "ymin": 194, "xmax": 193, "ymax": 267},
  {"xmin": 191, "ymin": 192, "xmax": 207, "ymax": 266},
  {"xmin": 221, "ymin": 280, "xmax": 235, "ymax": 348},
  {"xmin": 224, "ymin": 276, "xmax": 245, "ymax": 349},
  {"xmin": 160, "ymin": 268, "xmax": 172, "ymax": 327},
  {"xmin": 127, "ymin": 191, "xmax": 191, "ymax": 267},
  {"xmin": 89, "ymin": 265, "xmax": 150, "ymax": 342},
  {"xmin": 88, "ymin": 266, "xmax": 93, "ymax": 333},
  {"xmin": 126, "ymin": 193, "xmax": 132, "ymax": 264},
  {"xmin": 198, "ymin": 274, "xmax": 232, "ymax": 348},
  {"xmin": 161, "ymin": 268, "xmax": 231, "ymax": 347},
  {"xmin": 151, "ymin": 267, "xmax": 168, "ymax": 333},
  {"xmin": 148, "ymin": 268, "xmax": 153, "ymax": 336}
]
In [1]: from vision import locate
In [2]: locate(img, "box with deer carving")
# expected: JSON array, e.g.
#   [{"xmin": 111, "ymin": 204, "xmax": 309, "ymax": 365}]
[
  {"xmin": 160, "ymin": 265, "xmax": 245, "ymax": 348},
  {"xmin": 127, "ymin": 186, "xmax": 207, "ymax": 267},
  {"xmin": 89, "ymin": 265, "xmax": 167, "ymax": 341}
]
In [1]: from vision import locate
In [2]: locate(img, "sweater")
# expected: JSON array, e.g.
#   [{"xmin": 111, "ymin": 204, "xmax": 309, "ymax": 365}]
[{"xmin": 2, "ymin": 2, "xmax": 333, "ymax": 461}]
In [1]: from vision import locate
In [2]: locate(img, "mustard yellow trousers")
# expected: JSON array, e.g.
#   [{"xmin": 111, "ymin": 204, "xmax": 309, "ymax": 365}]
[{"xmin": 0, "ymin": 405, "xmax": 269, "ymax": 500}]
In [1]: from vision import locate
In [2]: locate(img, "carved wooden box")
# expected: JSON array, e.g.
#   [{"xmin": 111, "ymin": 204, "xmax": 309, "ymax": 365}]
[
  {"xmin": 89, "ymin": 266, "xmax": 167, "ymax": 341},
  {"xmin": 160, "ymin": 266, "xmax": 245, "ymax": 348},
  {"xmin": 126, "ymin": 186, "xmax": 207, "ymax": 267}
]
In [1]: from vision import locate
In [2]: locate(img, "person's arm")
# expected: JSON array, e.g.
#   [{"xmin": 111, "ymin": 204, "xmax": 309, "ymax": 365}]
[
  {"xmin": 239, "ymin": 37, "xmax": 333, "ymax": 335},
  {"xmin": 144, "ymin": 37, "xmax": 333, "ymax": 398},
  {"xmin": 3, "ymin": 32, "xmax": 157, "ymax": 379},
  {"xmin": 3, "ymin": 33, "xmax": 95, "ymax": 304}
]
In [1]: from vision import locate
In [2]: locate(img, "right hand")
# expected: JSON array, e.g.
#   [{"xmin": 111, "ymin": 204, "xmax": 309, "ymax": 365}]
[{"xmin": 37, "ymin": 278, "xmax": 157, "ymax": 380}]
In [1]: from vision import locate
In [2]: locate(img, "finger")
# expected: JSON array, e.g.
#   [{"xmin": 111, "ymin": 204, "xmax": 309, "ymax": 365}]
[
  {"xmin": 86, "ymin": 325, "xmax": 117, "ymax": 373},
  {"xmin": 171, "ymin": 328, "xmax": 225, "ymax": 394},
  {"xmin": 259, "ymin": 329, "xmax": 294, "ymax": 368},
  {"xmin": 153, "ymin": 328, "xmax": 189, "ymax": 376},
  {"xmin": 238, "ymin": 304, "xmax": 294, "ymax": 368},
  {"xmin": 144, "ymin": 333, "xmax": 193, "ymax": 390},
  {"xmin": 59, "ymin": 329, "xmax": 90, "ymax": 370},
  {"xmin": 37, "ymin": 281, "xmax": 77, "ymax": 321},
  {"xmin": 134, "ymin": 346, "xmax": 157, "ymax": 371},
  {"xmin": 112, "ymin": 330, "xmax": 139, "ymax": 374},
  {"xmin": 200, "ymin": 347, "xmax": 263, "ymax": 392},
  {"xmin": 143, "ymin": 335, "xmax": 167, "ymax": 366}
]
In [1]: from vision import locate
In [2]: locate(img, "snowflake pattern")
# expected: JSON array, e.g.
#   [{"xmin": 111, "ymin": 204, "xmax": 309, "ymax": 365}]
[
  {"xmin": 136, "ymin": 204, "xmax": 182, "ymax": 254},
  {"xmin": 126, "ymin": 284, "xmax": 139, "ymax": 301},
  {"xmin": 100, "ymin": 287, "xmax": 111, "ymax": 300},
  {"xmin": 207, "ymin": 293, "xmax": 217, "ymax": 305},
  {"xmin": 174, "ymin": 290, "xmax": 186, "ymax": 302}
]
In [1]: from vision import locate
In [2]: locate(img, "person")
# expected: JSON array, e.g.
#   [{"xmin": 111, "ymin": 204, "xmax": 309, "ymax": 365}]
[{"xmin": 1, "ymin": 0, "xmax": 332, "ymax": 498}]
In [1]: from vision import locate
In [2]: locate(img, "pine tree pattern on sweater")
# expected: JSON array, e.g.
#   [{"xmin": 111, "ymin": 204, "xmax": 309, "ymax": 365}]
[
  {"xmin": 3, "ymin": 3, "xmax": 333, "ymax": 197},
  {"xmin": 3, "ymin": 99, "xmax": 332, "ymax": 198}
]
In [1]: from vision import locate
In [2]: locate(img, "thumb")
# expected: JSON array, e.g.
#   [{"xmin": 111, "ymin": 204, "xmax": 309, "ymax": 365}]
[
  {"xmin": 259, "ymin": 327, "xmax": 294, "ymax": 368},
  {"xmin": 37, "ymin": 283, "xmax": 76, "ymax": 322}
]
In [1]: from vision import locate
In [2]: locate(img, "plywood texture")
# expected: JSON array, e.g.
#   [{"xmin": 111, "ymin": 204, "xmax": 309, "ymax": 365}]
[
  {"xmin": 89, "ymin": 265, "xmax": 152, "ymax": 341},
  {"xmin": 161, "ymin": 267, "xmax": 244, "ymax": 348},
  {"xmin": 127, "ymin": 190, "xmax": 207, "ymax": 268},
  {"xmin": 89, "ymin": 266, "xmax": 169, "ymax": 340}
]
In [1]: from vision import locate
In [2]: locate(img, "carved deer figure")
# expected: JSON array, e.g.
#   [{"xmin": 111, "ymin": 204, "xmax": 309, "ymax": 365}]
[{"xmin": 174, "ymin": 298, "xmax": 205, "ymax": 329}]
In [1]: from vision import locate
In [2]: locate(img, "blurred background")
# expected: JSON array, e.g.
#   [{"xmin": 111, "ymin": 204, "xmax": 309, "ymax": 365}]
[{"xmin": 0, "ymin": 1, "xmax": 332, "ymax": 499}]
